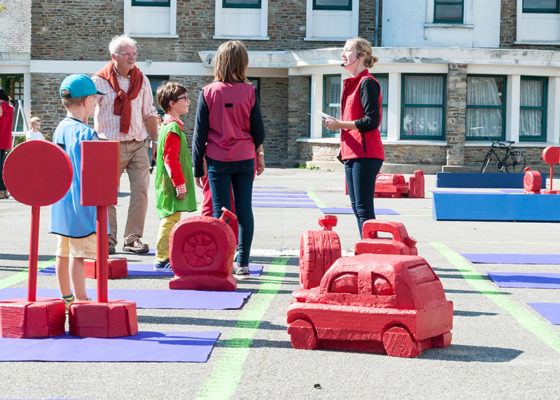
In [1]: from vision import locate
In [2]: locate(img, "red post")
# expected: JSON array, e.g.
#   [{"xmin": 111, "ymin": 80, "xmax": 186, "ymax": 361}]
[
  {"xmin": 96, "ymin": 205, "xmax": 108, "ymax": 303},
  {"xmin": 550, "ymin": 165, "xmax": 554, "ymax": 192},
  {"xmin": 27, "ymin": 206, "xmax": 40, "ymax": 302}
]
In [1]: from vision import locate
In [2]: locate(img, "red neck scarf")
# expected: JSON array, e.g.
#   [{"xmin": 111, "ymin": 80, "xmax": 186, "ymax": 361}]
[
  {"xmin": 163, "ymin": 115, "xmax": 184, "ymax": 131},
  {"xmin": 95, "ymin": 61, "xmax": 143, "ymax": 134}
]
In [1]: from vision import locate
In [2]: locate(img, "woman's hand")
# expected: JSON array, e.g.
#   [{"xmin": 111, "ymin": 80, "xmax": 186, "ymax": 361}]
[
  {"xmin": 323, "ymin": 117, "xmax": 341, "ymax": 131},
  {"xmin": 195, "ymin": 176, "xmax": 205, "ymax": 189},
  {"xmin": 256, "ymin": 154, "xmax": 265, "ymax": 176}
]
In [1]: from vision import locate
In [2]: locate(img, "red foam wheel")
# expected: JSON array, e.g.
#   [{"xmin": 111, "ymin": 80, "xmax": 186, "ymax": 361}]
[
  {"xmin": 288, "ymin": 319, "xmax": 318, "ymax": 350},
  {"xmin": 299, "ymin": 229, "xmax": 341, "ymax": 289},
  {"xmin": 169, "ymin": 216, "xmax": 236, "ymax": 277},
  {"xmin": 382, "ymin": 326, "xmax": 421, "ymax": 358},
  {"xmin": 524, "ymin": 170, "xmax": 542, "ymax": 193}
]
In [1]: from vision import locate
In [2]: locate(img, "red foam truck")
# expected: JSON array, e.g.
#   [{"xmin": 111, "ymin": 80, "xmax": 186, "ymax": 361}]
[{"xmin": 287, "ymin": 253, "xmax": 453, "ymax": 358}]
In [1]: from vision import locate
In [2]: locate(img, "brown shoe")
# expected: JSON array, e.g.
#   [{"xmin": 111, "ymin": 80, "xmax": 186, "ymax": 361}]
[
  {"xmin": 123, "ymin": 239, "xmax": 149, "ymax": 254},
  {"xmin": 108, "ymin": 244, "xmax": 116, "ymax": 255}
]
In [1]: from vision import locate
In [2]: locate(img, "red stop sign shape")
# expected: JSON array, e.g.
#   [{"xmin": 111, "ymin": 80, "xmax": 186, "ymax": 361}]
[
  {"xmin": 3, "ymin": 141, "xmax": 72, "ymax": 207},
  {"xmin": 542, "ymin": 146, "xmax": 560, "ymax": 166}
]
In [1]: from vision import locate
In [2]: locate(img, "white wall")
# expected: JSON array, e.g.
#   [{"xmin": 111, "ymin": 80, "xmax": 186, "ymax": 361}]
[
  {"xmin": 382, "ymin": 0, "xmax": 500, "ymax": 48},
  {"xmin": 516, "ymin": 0, "xmax": 560, "ymax": 44}
]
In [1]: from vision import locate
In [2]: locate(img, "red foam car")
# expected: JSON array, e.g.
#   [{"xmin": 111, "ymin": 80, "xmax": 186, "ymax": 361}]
[{"xmin": 287, "ymin": 253, "xmax": 453, "ymax": 357}]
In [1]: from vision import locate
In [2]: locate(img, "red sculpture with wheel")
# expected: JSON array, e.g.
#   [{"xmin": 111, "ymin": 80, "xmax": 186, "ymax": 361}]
[
  {"xmin": 374, "ymin": 170, "xmax": 425, "ymax": 198},
  {"xmin": 287, "ymin": 254, "xmax": 453, "ymax": 358},
  {"xmin": 169, "ymin": 207, "xmax": 237, "ymax": 291},
  {"xmin": 542, "ymin": 146, "xmax": 560, "ymax": 194},
  {"xmin": 299, "ymin": 215, "xmax": 342, "ymax": 290},
  {"xmin": 0, "ymin": 141, "xmax": 71, "ymax": 338}
]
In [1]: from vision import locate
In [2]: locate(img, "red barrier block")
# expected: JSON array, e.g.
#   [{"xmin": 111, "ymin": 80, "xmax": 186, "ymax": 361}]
[
  {"xmin": 287, "ymin": 254, "xmax": 453, "ymax": 357},
  {"xmin": 375, "ymin": 174, "xmax": 408, "ymax": 198},
  {"xmin": 355, "ymin": 220, "xmax": 417, "ymax": 256},
  {"xmin": 0, "ymin": 298, "xmax": 65, "ymax": 338},
  {"xmin": 299, "ymin": 215, "xmax": 342, "ymax": 290},
  {"xmin": 169, "ymin": 208, "xmax": 237, "ymax": 291},
  {"xmin": 84, "ymin": 258, "xmax": 128, "ymax": 279},
  {"xmin": 408, "ymin": 170, "xmax": 425, "ymax": 198},
  {"xmin": 69, "ymin": 300, "xmax": 138, "ymax": 338},
  {"xmin": 81, "ymin": 141, "xmax": 119, "ymax": 206}
]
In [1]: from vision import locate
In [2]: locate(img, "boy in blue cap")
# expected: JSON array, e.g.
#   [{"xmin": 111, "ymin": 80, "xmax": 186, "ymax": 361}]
[{"xmin": 49, "ymin": 74, "xmax": 105, "ymax": 308}]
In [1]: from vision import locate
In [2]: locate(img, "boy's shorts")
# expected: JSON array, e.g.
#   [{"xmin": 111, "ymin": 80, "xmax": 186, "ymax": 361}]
[{"xmin": 56, "ymin": 234, "xmax": 97, "ymax": 259}]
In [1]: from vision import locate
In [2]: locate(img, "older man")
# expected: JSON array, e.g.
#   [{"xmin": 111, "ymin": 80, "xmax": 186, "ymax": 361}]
[{"xmin": 93, "ymin": 35, "xmax": 158, "ymax": 254}]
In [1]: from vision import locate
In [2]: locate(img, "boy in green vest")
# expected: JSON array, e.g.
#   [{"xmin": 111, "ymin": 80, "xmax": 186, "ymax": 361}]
[{"xmin": 154, "ymin": 82, "xmax": 197, "ymax": 270}]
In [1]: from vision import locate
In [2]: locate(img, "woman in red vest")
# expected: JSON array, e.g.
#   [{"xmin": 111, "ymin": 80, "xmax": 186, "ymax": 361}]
[
  {"xmin": 323, "ymin": 38, "xmax": 384, "ymax": 238},
  {"xmin": 0, "ymin": 88, "xmax": 14, "ymax": 199}
]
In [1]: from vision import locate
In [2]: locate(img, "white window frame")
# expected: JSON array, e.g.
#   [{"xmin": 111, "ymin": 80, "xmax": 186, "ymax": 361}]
[
  {"xmin": 214, "ymin": 0, "xmax": 269, "ymax": 40},
  {"xmin": 123, "ymin": 0, "xmax": 177, "ymax": 38},
  {"xmin": 305, "ymin": 0, "xmax": 359, "ymax": 41}
]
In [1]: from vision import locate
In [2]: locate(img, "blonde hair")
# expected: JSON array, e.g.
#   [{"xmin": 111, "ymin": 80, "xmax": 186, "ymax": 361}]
[
  {"xmin": 30, "ymin": 117, "xmax": 41, "ymax": 125},
  {"xmin": 156, "ymin": 81, "xmax": 187, "ymax": 113},
  {"xmin": 214, "ymin": 41, "xmax": 249, "ymax": 83},
  {"xmin": 346, "ymin": 38, "xmax": 378, "ymax": 69}
]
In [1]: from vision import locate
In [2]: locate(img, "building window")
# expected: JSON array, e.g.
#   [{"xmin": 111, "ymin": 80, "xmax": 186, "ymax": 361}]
[
  {"xmin": 132, "ymin": 0, "xmax": 170, "ymax": 5},
  {"xmin": 401, "ymin": 74, "xmax": 446, "ymax": 140},
  {"xmin": 522, "ymin": 0, "xmax": 559, "ymax": 13},
  {"xmin": 248, "ymin": 77, "xmax": 260, "ymax": 101},
  {"xmin": 223, "ymin": 0, "xmax": 261, "ymax": 8},
  {"xmin": 434, "ymin": 0, "xmax": 464, "ymax": 23},
  {"xmin": 376, "ymin": 74, "xmax": 388, "ymax": 139},
  {"xmin": 313, "ymin": 0, "xmax": 352, "ymax": 11},
  {"xmin": 322, "ymin": 75, "xmax": 342, "ymax": 138},
  {"xmin": 520, "ymin": 77, "xmax": 547, "ymax": 142},
  {"xmin": 466, "ymin": 76, "xmax": 506, "ymax": 140},
  {"xmin": 147, "ymin": 75, "xmax": 170, "ymax": 115}
]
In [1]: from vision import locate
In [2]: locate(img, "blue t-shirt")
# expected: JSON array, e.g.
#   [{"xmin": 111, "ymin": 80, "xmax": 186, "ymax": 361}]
[{"xmin": 49, "ymin": 117, "xmax": 98, "ymax": 238}]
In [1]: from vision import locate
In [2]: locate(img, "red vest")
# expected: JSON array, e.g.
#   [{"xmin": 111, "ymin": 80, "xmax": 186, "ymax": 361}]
[
  {"xmin": 340, "ymin": 70, "xmax": 384, "ymax": 161},
  {"xmin": 0, "ymin": 101, "xmax": 14, "ymax": 150},
  {"xmin": 203, "ymin": 81, "xmax": 256, "ymax": 162}
]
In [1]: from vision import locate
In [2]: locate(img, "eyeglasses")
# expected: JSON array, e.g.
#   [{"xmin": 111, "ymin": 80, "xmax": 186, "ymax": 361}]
[
  {"xmin": 116, "ymin": 52, "xmax": 137, "ymax": 58},
  {"xmin": 176, "ymin": 96, "xmax": 190, "ymax": 102}
]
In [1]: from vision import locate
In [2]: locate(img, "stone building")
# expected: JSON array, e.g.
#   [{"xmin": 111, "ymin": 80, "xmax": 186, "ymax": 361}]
[{"xmin": 2, "ymin": 0, "xmax": 559, "ymax": 171}]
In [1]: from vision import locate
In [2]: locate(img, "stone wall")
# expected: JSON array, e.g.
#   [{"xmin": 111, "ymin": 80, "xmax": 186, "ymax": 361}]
[
  {"xmin": 31, "ymin": 1, "xmax": 378, "ymax": 61},
  {"xmin": 445, "ymin": 64, "xmax": 467, "ymax": 166},
  {"xmin": 0, "ymin": 0, "xmax": 31, "ymax": 54},
  {"xmin": 288, "ymin": 75, "xmax": 311, "ymax": 163},
  {"xmin": 30, "ymin": 73, "xmax": 68, "ymax": 140}
]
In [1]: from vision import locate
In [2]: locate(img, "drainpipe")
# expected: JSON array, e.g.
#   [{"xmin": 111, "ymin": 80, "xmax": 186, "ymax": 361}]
[{"xmin": 375, "ymin": 0, "xmax": 380, "ymax": 47}]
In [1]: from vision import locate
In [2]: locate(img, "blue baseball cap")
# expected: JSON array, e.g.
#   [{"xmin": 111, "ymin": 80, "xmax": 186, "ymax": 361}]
[{"xmin": 59, "ymin": 74, "xmax": 105, "ymax": 98}]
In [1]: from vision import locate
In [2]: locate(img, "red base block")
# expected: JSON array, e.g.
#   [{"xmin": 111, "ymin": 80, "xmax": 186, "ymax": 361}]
[
  {"xmin": 169, "ymin": 274, "xmax": 237, "ymax": 291},
  {"xmin": 84, "ymin": 258, "xmax": 128, "ymax": 279},
  {"xmin": 0, "ymin": 298, "xmax": 65, "ymax": 338},
  {"xmin": 69, "ymin": 300, "xmax": 138, "ymax": 338}
]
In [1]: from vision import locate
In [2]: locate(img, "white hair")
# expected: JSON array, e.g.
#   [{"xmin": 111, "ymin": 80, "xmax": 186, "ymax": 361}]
[{"xmin": 108, "ymin": 35, "xmax": 137, "ymax": 54}]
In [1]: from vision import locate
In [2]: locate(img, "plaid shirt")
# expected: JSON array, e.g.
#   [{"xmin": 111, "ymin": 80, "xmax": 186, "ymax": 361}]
[{"xmin": 92, "ymin": 68, "xmax": 157, "ymax": 142}]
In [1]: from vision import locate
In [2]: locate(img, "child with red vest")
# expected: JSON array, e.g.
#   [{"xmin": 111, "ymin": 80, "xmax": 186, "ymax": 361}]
[
  {"xmin": 323, "ymin": 38, "xmax": 384, "ymax": 238},
  {"xmin": 192, "ymin": 40, "xmax": 265, "ymax": 276},
  {"xmin": 154, "ymin": 82, "xmax": 197, "ymax": 270}
]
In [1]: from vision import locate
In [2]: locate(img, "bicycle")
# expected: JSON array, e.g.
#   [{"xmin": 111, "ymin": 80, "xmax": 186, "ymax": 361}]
[{"xmin": 480, "ymin": 139, "xmax": 526, "ymax": 173}]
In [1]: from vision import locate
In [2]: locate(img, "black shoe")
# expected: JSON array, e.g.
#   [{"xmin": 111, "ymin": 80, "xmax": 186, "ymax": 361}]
[
  {"xmin": 108, "ymin": 244, "xmax": 116, "ymax": 255},
  {"xmin": 154, "ymin": 259, "xmax": 171, "ymax": 271}
]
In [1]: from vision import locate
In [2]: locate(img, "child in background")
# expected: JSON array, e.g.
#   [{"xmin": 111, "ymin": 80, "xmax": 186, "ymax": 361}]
[
  {"xmin": 154, "ymin": 82, "xmax": 197, "ymax": 270},
  {"xmin": 26, "ymin": 117, "xmax": 44, "ymax": 141},
  {"xmin": 49, "ymin": 74, "xmax": 105, "ymax": 308}
]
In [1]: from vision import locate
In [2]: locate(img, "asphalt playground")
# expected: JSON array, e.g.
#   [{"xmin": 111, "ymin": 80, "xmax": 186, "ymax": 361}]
[{"xmin": 0, "ymin": 166, "xmax": 559, "ymax": 399}]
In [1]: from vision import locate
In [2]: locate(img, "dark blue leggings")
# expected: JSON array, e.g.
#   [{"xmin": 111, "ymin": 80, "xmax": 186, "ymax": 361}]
[
  {"xmin": 344, "ymin": 157, "xmax": 384, "ymax": 237},
  {"xmin": 206, "ymin": 157, "xmax": 255, "ymax": 267}
]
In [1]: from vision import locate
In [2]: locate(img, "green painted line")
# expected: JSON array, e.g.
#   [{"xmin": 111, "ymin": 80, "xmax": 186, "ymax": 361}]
[
  {"xmin": 431, "ymin": 242, "xmax": 560, "ymax": 353},
  {"xmin": 306, "ymin": 188, "xmax": 326, "ymax": 208},
  {"xmin": 195, "ymin": 257, "xmax": 289, "ymax": 400},
  {"xmin": 0, "ymin": 258, "xmax": 55, "ymax": 290}
]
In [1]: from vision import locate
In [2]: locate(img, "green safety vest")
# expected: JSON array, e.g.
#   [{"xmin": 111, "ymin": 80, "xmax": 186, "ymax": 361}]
[{"xmin": 155, "ymin": 121, "xmax": 197, "ymax": 219}]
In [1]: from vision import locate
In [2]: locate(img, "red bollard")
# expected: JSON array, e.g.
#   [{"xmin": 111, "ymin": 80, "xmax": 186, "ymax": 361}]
[
  {"xmin": 287, "ymin": 254, "xmax": 453, "ymax": 357},
  {"xmin": 0, "ymin": 141, "xmax": 72, "ymax": 338},
  {"xmin": 69, "ymin": 141, "xmax": 138, "ymax": 338},
  {"xmin": 169, "ymin": 207, "xmax": 237, "ymax": 291},
  {"xmin": 355, "ymin": 220, "xmax": 417, "ymax": 256},
  {"xmin": 542, "ymin": 146, "xmax": 560, "ymax": 194},
  {"xmin": 299, "ymin": 215, "xmax": 342, "ymax": 289},
  {"xmin": 408, "ymin": 170, "xmax": 425, "ymax": 198}
]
